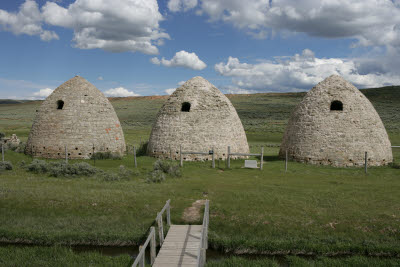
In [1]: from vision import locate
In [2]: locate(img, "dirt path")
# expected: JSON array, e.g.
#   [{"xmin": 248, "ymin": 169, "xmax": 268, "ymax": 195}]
[{"xmin": 182, "ymin": 199, "xmax": 206, "ymax": 223}]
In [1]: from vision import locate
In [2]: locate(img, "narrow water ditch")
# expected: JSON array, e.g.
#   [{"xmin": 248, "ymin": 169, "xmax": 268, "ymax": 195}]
[{"xmin": 1, "ymin": 242, "xmax": 398, "ymax": 266}]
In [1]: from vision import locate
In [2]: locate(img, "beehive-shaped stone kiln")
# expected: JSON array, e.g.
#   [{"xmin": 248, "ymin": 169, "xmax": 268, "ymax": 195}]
[
  {"xmin": 26, "ymin": 76, "xmax": 126, "ymax": 159},
  {"xmin": 279, "ymin": 75, "xmax": 392, "ymax": 167},
  {"xmin": 147, "ymin": 76, "xmax": 249, "ymax": 160}
]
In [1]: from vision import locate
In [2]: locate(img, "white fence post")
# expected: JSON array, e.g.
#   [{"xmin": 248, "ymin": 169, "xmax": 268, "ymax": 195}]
[{"xmin": 260, "ymin": 147, "xmax": 264, "ymax": 170}]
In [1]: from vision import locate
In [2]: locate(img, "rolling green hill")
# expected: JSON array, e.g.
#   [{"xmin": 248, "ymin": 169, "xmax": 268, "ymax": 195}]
[{"xmin": 1, "ymin": 86, "xmax": 399, "ymax": 144}]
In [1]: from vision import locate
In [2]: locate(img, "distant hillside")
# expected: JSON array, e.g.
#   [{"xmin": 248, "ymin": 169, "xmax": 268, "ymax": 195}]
[
  {"xmin": 0, "ymin": 86, "xmax": 399, "ymax": 137},
  {"xmin": 0, "ymin": 99, "xmax": 34, "ymax": 105}
]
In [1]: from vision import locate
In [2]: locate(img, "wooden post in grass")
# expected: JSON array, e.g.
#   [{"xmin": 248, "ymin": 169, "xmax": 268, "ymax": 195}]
[
  {"xmin": 285, "ymin": 150, "xmax": 288, "ymax": 172},
  {"xmin": 1, "ymin": 143, "xmax": 4, "ymax": 162},
  {"xmin": 260, "ymin": 147, "xmax": 264, "ymax": 170},
  {"xmin": 227, "ymin": 146, "xmax": 231, "ymax": 169},
  {"xmin": 169, "ymin": 145, "xmax": 172, "ymax": 160},
  {"xmin": 65, "ymin": 145, "xmax": 68, "ymax": 164},
  {"xmin": 180, "ymin": 145, "xmax": 183, "ymax": 167},
  {"xmin": 92, "ymin": 144, "xmax": 95, "ymax": 166},
  {"xmin": 150, "ymin": 226, "xmax": 156, "ymax": 265},
  {"xmin": 365, "ymin": 151, "xmax": 368, "ymax": 174},
  {"xmin": 212, "ymin": 147, "xmax": 215, "ymax": 169},
  {"xmin": 134, "ymin": 146, "xmax": 137, "ymax": 168}
]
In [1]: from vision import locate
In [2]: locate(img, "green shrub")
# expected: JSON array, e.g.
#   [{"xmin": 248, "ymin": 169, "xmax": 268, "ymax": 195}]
[
  {"xmin": 91, "ymin": 152, "xmax": 122, "ymax": 160},
  {"xmin": 100, "ymin": 171, "xmax": 121, "ymax": 181},
  {"xmin": 0, "ymin": 161, "xmax": 13, "ymax": 172},
  {"xmin": 5, "ymin": 142, "xmax": 26, "ymax": 153},
  {"xmin": 0, "ymin": 132, "xmax": 5, "ymax": 140},
  {"xmin": 48, "ymin": 162, "xmax": 98, "ymax": 177},
  {"xmin": 146, "ymin": 160, "xmax": 181, "ymax": 183},
  {"xmin": 26, "ymin": 159, "xmax": 49, "ymax": 173},
  {"xmin": 146, "ymin": 170, "xmax": 166, "ymax": 183},
  {"xmin": 153, "ymin": 159, "xmax": 181, "ymax": 177},
  {"xmin": 389, "ymin": 162, "xmax": 400, "ymax": 169}
]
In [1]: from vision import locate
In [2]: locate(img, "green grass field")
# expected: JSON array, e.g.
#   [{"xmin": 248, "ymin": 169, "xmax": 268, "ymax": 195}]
[{"xmin": 0, "ymin": 87, "xmax": 399, "ymax": 266}]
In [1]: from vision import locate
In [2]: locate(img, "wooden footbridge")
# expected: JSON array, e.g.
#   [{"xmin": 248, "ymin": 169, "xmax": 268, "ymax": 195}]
[{"xmin": 132, "ymin": 199, "xmax": 210, "ymax": 267}]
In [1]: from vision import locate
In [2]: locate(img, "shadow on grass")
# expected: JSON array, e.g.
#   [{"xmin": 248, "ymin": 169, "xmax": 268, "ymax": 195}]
[{"xmin": 259, "ymin": 155, "xmax": 281, "ymax": 162}]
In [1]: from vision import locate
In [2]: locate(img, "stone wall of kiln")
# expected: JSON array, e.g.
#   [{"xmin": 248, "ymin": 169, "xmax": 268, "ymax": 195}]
[
  {"xmin": 26, "ymin": 76, "xmax": 126, "ymax": 159},
  {"xmin": 279, "ymin": 75, "xmax": 392, "ymax": 167},
  {"xmin": 147, "ymin": 77, "xmax": 249, "ymax": 160}
]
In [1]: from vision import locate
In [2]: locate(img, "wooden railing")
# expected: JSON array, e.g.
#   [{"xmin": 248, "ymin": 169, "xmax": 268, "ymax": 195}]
[
  {"xmin": 196, "ymin": 199, "xmax": 210, "ymax": 267},
  {"xmin": 156, "ymin": 199, "xmax": 171, "ymax": 245},
  {"xmin": 132, "ymin": 199, "xmax": 171, "ymax": 267},
  {"xmin": 131, "ymin": 226, "xmax": 156, "ymax": 267},
  {"xmin": 180, "ymin": 145, "xmax": 216, "ymax": 168}
]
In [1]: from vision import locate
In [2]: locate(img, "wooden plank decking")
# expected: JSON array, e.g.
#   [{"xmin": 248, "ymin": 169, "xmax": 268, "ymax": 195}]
[{"xmin": 153, "ymin": 225, "xmax": 202, "ymax": 267}]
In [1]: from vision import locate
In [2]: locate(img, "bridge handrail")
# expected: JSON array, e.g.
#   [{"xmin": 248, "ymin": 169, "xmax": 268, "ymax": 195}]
[
  {"xmin": 132, "ymin": 199, "xmax": 171, "ymax": 267},
  {"xmin": 131, "ymin": 226, "xmax": 156, "ymax": 267},
  {"xmin": 196, "ymin": 199, "xmax": 209, "ymax": 267}
]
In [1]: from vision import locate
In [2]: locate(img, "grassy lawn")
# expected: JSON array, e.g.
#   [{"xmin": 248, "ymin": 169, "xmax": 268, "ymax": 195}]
[
  {"xmin": 0, "ymin": 87, "xmax": 399, "ymax": 265},
  {"xmin": 1, "ymin": 147, "xmax": 399, "ymax": 256}
]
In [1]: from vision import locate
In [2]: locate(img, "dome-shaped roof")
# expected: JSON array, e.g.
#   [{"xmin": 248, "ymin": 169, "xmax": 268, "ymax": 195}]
[
  {"xmin": 147, "ymin": 76, "xmax": 249, "ymax": 160},
  {"xmin": 26, "ymin": 76, "xmax": 125, "ymax": 159},
  {"xmin": 279, "ymin": 75, "xmax": 392, "ymax": 167}
]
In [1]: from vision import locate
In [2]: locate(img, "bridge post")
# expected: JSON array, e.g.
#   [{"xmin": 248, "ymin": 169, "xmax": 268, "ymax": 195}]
[
  {"xmin": 150, "ymin": 227, "xmax": 156, "ymax": 265},
  {"xmin": 139, "ymin": 245, "xmax": 144, "ymax": 267},
  {"xmin": 157, "ymin": 212, "xmax": 164, "ymax": 244},
  {"xmin": 166, "ymin": 200, "xmax": 171, "ymax": 226}
]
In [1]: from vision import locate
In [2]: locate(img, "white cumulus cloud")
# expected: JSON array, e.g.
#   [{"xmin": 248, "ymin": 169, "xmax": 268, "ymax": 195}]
[
  {"xmin": 165, "ymin": 88, "xmax": 176, "ymax": 95},
  {"xmin": 193, "ymin": 0, "xmax": 400, "ymax": 50},
  {"xmin": 104, "ymin": 87, "xmax": 140, "ymax": 97},
  {"xmin": 215, "ymin": 49, "xmax": 400, "ymax": 92},
  {"xmin": 168, "ymin": 0, "xmax": 198, "ymax": 12},
  {"xmin": 0, "ymin": 0, "xmax": 58, "ymax": 41},
  {"xmin": 32, "ymin": 88, "xmax": 54, "ymax": 99},
  {"xmin": 41, "ymin": 0, "xmax": 168, "ymax": 54},
  {"xmin": 151, "ymin": 50, "xmax": 207, "ymax": 70}
]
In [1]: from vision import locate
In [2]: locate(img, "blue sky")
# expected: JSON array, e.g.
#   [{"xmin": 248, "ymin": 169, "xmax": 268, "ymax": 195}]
[{"xmin": 1, "ymin": 0, "xmax": 400, "ymax": 99}]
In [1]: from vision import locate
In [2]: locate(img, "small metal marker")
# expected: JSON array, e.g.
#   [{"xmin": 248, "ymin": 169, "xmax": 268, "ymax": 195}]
[{"xmin": 365, "ymin": 151, "xmax": 368, "ymax": 174}]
